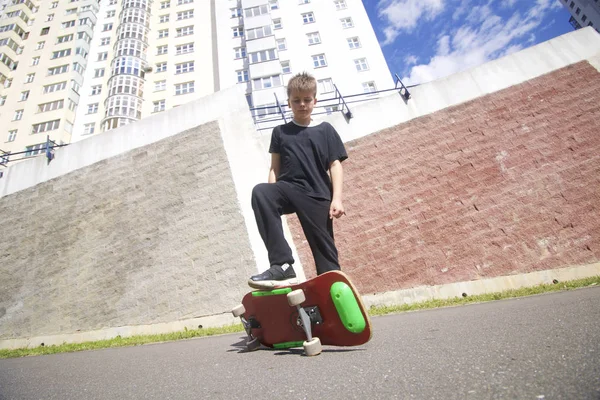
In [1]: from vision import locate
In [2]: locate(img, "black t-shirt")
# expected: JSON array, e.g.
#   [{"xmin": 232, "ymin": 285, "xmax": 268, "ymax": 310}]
[{"xmin": 269, "ymin": 121, "xmax": 348, "ymax": 200}]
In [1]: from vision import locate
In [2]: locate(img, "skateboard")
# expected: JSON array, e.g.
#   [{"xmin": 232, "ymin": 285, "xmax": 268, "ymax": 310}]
[{"xmin": 232, "ymin": 270, "xmax": 372, "ymax": 356}]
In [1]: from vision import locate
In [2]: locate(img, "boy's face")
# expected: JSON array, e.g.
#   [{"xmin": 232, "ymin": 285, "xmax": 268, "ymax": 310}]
[{"xmin": 288, "ymin": 89, "xmax": 317, "ymax": 123}]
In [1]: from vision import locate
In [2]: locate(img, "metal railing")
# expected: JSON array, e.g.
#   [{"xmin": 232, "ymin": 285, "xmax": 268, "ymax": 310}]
[{"xmin": 250, "ymin": 76, "xmax": 414, "ymax": 132}]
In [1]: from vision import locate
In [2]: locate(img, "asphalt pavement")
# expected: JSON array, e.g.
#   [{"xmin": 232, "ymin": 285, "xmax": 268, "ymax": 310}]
[{"xmin": 1, "ymin": 287, "xmax": 599, "ymax": 400}]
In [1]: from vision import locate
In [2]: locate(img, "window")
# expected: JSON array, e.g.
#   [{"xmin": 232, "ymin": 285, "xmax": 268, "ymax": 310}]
[
  {"xmin": 37, "ymin": 99, "xmax": 64, "ymax": 113},
  {"xmin": 177, "ymin": 10, "xmax": 193, "ymax": 20},
  {"xmin": 302, "ymin": 12, "xmax": 315, "ymax": 23},
  {"xmin": 569, "ymin": 1, "xmax": 574, "ymax": 8},
  {"xmin": 317, "ymin": 78, "xmax": 334, "ymax": 93},
  {"xmin": 178, "ymin": 0, "xmax": 193, "ymax": 4},
  {"xmin": 231, "ymin": 8, "xmax": 242, "ymax": 17},
  {"xmin": 20, "ymin": 91, "xmax": 29, "ymax": 101},
  {"xmin": 299, "ymin": 0, "xmax": 310, "ymax": 4},
  {"xmin": 307, "ymin": 32, "xmax": 321, "ymax": 45},
  {"xmin": 57, "ymin": 34, "xmax": 73, "ymax": 44},
  {"xmin": 13, "ymin": 110, "xmax": 23, "ymax": 120},
  {"xmin": 100, "ymin": 37, "xmax": 110, "ymax": 46},
  {"xmin": 312, "ymin": 54, "xmax": 327, "ymax": 68},
  {"xmin": 334, "ymin": 0, "xmax": 347, "ymax": 10},
  {"xmin": 63, "ymin": 20, "xmax": 76, "ymax": 28},
  {"xmin": 8, "ymin": 130, "xmax": 17, "ymax": 142},
  {"xmin": 155, "ymin": 80, "xmax": 166, "ymax": 91},
  {"xmin": 176, "ymin": 43, "xmax": 194, "ymax": 55},
  {"xmin": 41, "ymin": 26, "xmax": 51, "ymax": 34},
  {"xmin": 25, "ymin": 73, "xmax": 35, "ymax": 83},
  {"xmin": 36, "ymin": 41, "xmax": 45, "ymax": 49},
  {"xmin": 83, "ymin": 123, "xmax": 95, "ymax": 135},
  {"xmin": 247, "ymin": 25, "xmax": 272, "ymax": 39},
  {"xmin": 281, "ymin": 60, "xmax": 291, "ymax": 74},
  {"xmin": 176, "ymin": 25, "xmax": 193, "ymax": 37},
  {"xmin": 157, "ymin": 45, "xmax": 168, "ymax": 55},
  {"xmin": 175, "ymin": 61, "xmax": 194, "ymax": 74},
  {"xmin": 156, "ymin": 62, "xmax": 167, "ymax": 72},
  {"xmin": 159, "ymin": 14, "xmax": 169, "ymax": 23},
  {"xmin": 252, "ymin": 75, "xmax": 282, "ymax": 90},
  {"xmin": 347, "ymin": 37, "xmax": 360, "ymax": 49},
  {"xmin": 249, "ymin": 48, "xmax": 277, "ymax": 63},
  {"xmin": 87, "ymin": 103, "xmax": 98, "ymax": 114},
  {"xmin": 269, "ymin": 0, "xmax": 279, "ymax": 10},
  {"xmin": 32, "ymin": 119, "xmax": 60, "ymax": 134},
  {"xmin": 44, "ymin": 81, "xmax": 67, "ymax": 93},
  {"xmin": 245, "ymin": 4, "xmax": 269, "ymax": 18},
  {"xmin": 341, "ymin": 17, "xmax": 353, "ymax": 28},
  {"xmin": 51, "ymin": 2, "xmax": 58, "ymax": 8},
  {"xmin": 160, "ymin": 1, "xmax": 170, "ymax": 8},
  {"xmin": 94, "ymin": 68, "xmax": 105, "ymax": 78},
  {"xmin": 0, "ymin": 96, "xmax": 5, "ymax": 106},
  {"xmin": 52, "ymin": 49, "xmax": 72, "ymax": 59},
  {"xmin": 31, "ymin": 56, "xmax": 40, "ymax": 66},
  {"xmin": 237, "ymin": 69, "xmax": 249, "ymax": 83},
  {"xmin": 575, "ymin": 7, "xmax": 580, "ymax": 15},
  {"xmin": 175, "ymin": 81, "xmax": 194, "ymax": 95},
  {"xmin": 153, "ymin": 100, "xmax": 165, "ymax": 112},
  {"xmin": 276, "ymin": 38, "xmax": 287, "ymax": 51},
  {"xmin": 103, "ymin": 23, "xmax": 113, "ymax": 31},
  {"xmin": 582, "ymin": 15, "xmax": 587, "ymax": 22},
  {"xmin": 25, "ymin": 144, "xmax": 47, "ymax": 157},
  {"xmin": 48, "ymin": 64, "xmax": 69, "ymax": 75},
  {"xmin": 106, "ymin": 10, "xmax": 116, "ymax": 17},
  {"xmin": 91, "ymin": 85, "xmax": 102, "ymax": 95},
  {"xmin": 354, "ymin": 57, "xmax": 368, "ymax": 71},
  {"xmin": 158, "ymin": 29, "xmax": 169, "ymax": 39},
  {"xmin": 97, "ymin": 52, "xmax": 108, "ymax": 61},
  {"xmin": 233, "ymin": 26, "xmax": 244, "ymax": 37},
  {"xmin": 234, "ymin": 46, "xmax": 246, "ymax": 59},
  {"xmin": 362, "ymin": 81, "xmax": 376, "ymax": 93},
  {"xmin": 273, "ymin": 18, "xmax": 282, "ymax": 29}
]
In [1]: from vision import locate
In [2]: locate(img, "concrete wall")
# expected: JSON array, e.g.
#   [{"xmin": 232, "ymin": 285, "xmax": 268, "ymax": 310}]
[
  {"xmin": 0, "ymin": 84, "xmax": 282, "ymax": 348},
  {"xmin": 1, "ymin": 28, "xmax": 599, "ymax": 348}
]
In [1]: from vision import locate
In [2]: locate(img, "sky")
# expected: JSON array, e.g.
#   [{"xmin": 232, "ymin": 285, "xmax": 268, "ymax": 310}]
[{"xmin": 362, "ymin": 0, "xmax": 575, "ymax": 86}]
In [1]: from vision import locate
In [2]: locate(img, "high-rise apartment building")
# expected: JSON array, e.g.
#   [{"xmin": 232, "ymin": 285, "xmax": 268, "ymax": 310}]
[
  {"xmin": 1, "ymin": 0, "xmax": 393, "ymax": 164},
  {"xmin": 1, "ymin": 0, "xmax": 99, "ymax": 162},
  {"xmin": 559, "ymin": 0, "xmax": 600, "ymax": 32}
]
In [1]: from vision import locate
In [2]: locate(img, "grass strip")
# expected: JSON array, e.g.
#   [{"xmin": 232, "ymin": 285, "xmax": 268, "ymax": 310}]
[
  {"xmin": 368, "ymin": 275, "xmax": 600, "ymax": 316},
  {"xmin": 1, "ymin": 275, "xmax": 598, "ymax": 359}
]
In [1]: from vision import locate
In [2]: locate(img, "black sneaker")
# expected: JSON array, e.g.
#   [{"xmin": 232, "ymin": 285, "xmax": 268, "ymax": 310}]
[{"xmin": 248, "ymin": 263, "xmax": 298, "ymax": 289}]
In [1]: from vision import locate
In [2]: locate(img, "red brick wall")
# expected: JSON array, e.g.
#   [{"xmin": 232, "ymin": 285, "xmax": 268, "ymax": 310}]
[{"xmin": 289, "ymin": 61, "xmax": 600, "ymax": 294}]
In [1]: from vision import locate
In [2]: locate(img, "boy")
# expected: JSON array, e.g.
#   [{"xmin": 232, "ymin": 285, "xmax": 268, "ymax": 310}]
[{"xmin": 248, "ymin": 72, "xmax": 348, "ymax": 289}]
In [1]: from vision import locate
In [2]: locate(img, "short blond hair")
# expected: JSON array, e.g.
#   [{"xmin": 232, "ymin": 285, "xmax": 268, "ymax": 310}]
[{"xmin": 287, "ymin": 72, "xmax": 317, "ymax": 97}]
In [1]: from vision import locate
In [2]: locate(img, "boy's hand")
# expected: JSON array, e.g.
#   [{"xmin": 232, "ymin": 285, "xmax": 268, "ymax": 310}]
[{"xmin": 329, "ymin": 199, "xmax": 346, "ymax": 219}]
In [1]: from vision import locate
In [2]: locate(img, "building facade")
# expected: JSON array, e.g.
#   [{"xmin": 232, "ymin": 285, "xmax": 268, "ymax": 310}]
[
  {"xmin": 1, "ymin": 0, "xmax": 393, "ymax": 165},
  {"xmin": 0, "ymin": 0, "xmax": 99, "ymax": 163},
  {"xmin": 559, "ymin": 0, "xmax": 600, "ymax": 32}
]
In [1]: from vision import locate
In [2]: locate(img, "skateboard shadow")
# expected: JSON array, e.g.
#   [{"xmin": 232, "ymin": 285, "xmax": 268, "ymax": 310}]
[
  {"xmin": 228, "ymin": 337, "xmax": 367, "ymax": 356},
  {"xmin": 272, "ymin": 348, "xmax": 366, "ymax": 356}
]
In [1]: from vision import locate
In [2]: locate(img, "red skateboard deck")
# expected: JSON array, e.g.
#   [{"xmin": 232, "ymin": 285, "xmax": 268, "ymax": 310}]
[{"xmin": 232, "ymin": 271, "xmax": 372, "ymax": 355}]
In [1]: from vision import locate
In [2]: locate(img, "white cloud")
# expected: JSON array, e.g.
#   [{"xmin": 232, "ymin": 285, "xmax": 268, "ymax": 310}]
[
  {"xmin": 404, "ymin": 54, "xmax": 419, "ymax": 65},
  {"xmin": 377, "ymin": 0, "xmax": 445, "ymax": 45},
  {"xmin": 400, "ymin": 1, "xmax": 561, "ymax": 85}
]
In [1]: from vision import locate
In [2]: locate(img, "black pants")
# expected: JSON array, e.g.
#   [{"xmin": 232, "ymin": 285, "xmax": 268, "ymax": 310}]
[{"xmin": 251, "ymin": 181, "xmax": 340, "ymax": 275}]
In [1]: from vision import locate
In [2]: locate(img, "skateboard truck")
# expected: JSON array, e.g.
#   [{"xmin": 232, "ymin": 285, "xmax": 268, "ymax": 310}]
[
  {"xmin": 232, "ymin": 305, "xmax": 261, "ymax": 351},
  {"xmin": 287, "ymin": 289, "xmax": 322, "ymax": 356}
]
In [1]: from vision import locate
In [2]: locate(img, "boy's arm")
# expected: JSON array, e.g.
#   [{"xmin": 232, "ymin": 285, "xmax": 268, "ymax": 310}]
[
  {"xmin": 329, "ymin": 159, "xmax": 345, "ymax": 219},
  {"xmin": 268, "ymin": 153, "xmax": 281, "ymax": 183}
]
